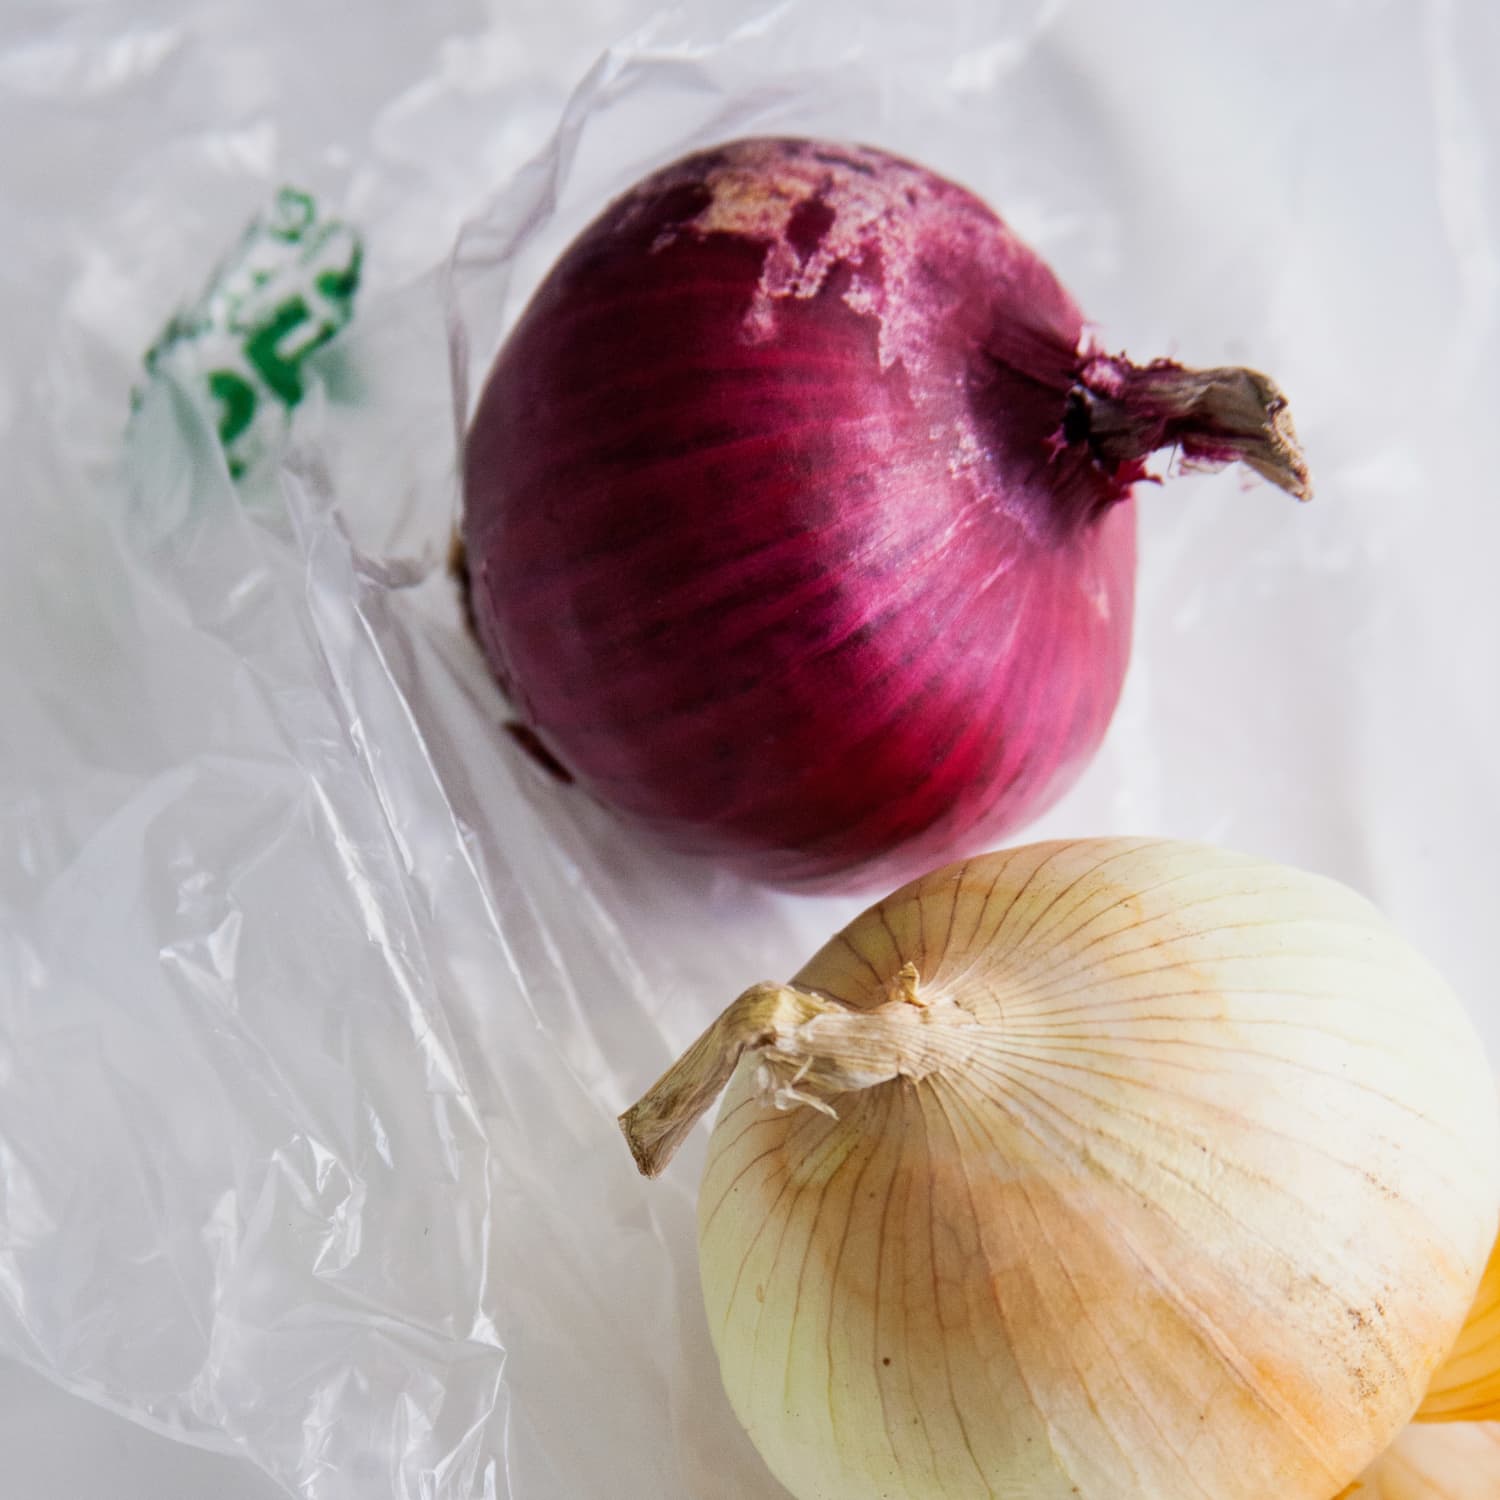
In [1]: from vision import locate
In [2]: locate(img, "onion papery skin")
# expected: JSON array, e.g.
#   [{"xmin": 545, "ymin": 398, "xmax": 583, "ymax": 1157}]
[
  {"xmin": 695, "ymin": 839, "xmax": 1500, "ymax": 1500},
  {"xmin": 1338, "ymin": 1422, "xmax": 1500, "ymax": 1498},
  {"xmin": 1418, "ymin": 1229, "xmax": 1500, "ymax": 1421},
  {"xmin": 463, "ymin": 138, "xmax": 1140, "ymax": 891}
]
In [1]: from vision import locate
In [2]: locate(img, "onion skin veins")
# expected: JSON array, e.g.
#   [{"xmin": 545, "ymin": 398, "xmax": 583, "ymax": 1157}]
[
  {"xmin": 1337, "ymin": 1421, "xmax": 1500, "ymax": 1498},
  {"xmin": 463, "ymin": 139, "xmax": 1311, "ymax": 891},
  {"xmin": 621, "ymin": 838, "xmax": 1500, "ymax": 1500},
  {"xmin": 1417, "ymin": 1228, "xmax": 1500, "ymax": 1422}
]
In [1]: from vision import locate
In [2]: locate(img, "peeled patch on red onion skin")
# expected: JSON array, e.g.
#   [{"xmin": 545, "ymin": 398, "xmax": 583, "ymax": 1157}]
[{"xmin": 462, "ymin": 137, "xmax": 1310, "ymax": 890}]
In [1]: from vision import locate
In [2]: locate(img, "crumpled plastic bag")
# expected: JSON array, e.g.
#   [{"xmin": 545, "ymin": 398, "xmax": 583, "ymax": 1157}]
[{"xmin": 2, "ymin": 1, "xmax": 1497, "ymax": 1497}]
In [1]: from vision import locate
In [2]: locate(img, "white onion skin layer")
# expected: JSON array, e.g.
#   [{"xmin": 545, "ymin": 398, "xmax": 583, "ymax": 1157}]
[
  {"xmin": 1339, "ymin": 1422, "xmax": 1500, "ymax": 1498},
  {"xmin": 1417, "ymin": 1229, "xmax": 1500, "ymax": 1421},
  {"xmin": 695, "ymin": 839, "xmax": 1500, "ymax": 1500}
]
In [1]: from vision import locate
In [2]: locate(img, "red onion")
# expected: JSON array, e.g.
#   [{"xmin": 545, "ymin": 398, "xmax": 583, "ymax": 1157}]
[{"xmin": 461, "ymin": 138, "xmax": 1309, "ymax": 890}]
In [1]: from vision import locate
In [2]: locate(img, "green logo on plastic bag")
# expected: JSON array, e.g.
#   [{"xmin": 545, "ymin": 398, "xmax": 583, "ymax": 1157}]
[{"xmin": 139, "ymin": 187, "xmax": 363, "ymax": 482}]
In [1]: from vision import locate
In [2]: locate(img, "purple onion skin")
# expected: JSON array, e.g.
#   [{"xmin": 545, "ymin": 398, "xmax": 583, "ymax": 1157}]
[{"xmin": 463, "ymin": 138, "xmax": 1145, "ymax": 892}]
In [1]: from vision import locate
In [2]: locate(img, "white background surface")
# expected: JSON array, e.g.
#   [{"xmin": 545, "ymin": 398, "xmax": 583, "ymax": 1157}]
[{"xmin": 3, "ymin": 1, "xmax": 1498, "ymax": 1497}]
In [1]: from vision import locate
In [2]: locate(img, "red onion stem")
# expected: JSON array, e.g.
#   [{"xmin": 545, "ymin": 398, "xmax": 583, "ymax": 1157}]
[{"xmin": 1071, "ymin": 356, "xmax": 1312, "ymax": 501}]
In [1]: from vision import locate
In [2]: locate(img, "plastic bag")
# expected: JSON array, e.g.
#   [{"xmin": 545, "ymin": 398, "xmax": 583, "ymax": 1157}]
[{"xmin": 2, "ymin": 1, "xmax": 1497, "ymax": 1497}]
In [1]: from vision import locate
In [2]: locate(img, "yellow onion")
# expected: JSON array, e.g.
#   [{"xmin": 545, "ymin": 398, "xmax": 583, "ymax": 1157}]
[
  {"xmin": 1337, "ymin": 1422, "xmax": 1500, "ymax": 1497},
  {"xmin": 621, "ymin": 838, "xmax": 1500, "ymax": 1500},
  {"xmin": 1417, "ymin": 1229, "xmax": 1500, "ymax": 1422}
]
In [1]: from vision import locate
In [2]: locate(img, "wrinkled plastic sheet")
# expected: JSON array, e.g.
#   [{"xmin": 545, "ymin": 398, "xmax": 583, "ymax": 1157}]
[{"xmin": 2, "ymin": 1, "xmax": 1498, "ymax": 1496}]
